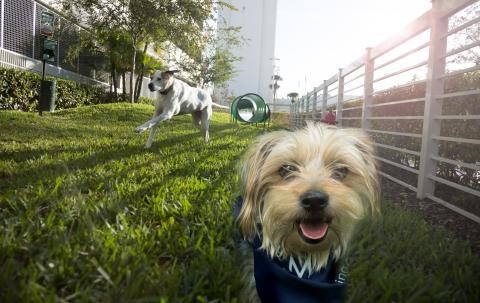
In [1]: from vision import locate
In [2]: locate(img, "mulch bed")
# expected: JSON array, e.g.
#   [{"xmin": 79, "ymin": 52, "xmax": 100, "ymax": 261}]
[{"xmin": 381, "ymin": 177, "xmax": 480, "ymax": 255}]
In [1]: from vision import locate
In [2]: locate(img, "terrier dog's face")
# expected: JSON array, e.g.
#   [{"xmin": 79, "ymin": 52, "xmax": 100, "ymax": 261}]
[
  {"xmin": 148, "ymin": 70, "xmax": 176, "ymax": 92},
  {"xmin": 238, "ymin": 123, "xmax": 379, "ymax": 269}
]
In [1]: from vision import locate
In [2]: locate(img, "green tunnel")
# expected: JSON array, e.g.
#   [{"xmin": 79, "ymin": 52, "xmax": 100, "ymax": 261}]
[{"xmin": 230, "ymin": 93, "xmax": 271, "ymax": 124}]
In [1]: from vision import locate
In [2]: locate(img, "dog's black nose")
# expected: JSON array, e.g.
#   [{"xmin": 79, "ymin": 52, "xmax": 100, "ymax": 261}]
[
  {"xmin": 300, "ymin": 191, "xmax": 329, "ymax": 211},
  {"xmin": 148, "ymin": 83, "xmax": 154, "ymax": 91}
]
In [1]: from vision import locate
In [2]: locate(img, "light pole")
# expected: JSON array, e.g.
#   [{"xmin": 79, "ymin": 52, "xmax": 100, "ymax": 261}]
[
  {"xmin": 271, "ymin": 74, "xmax": 282, "ymax": 113},
  {"xmin": 287, "ymin": 92, "xmax": 299, "ymax": 127},
  {"xmin": 287, "ymin": 92, "xmax": 299, "ymax": 103},
  {"xmin": 269, "ymin": 57, "xmax": 280, "ymax": 112}
]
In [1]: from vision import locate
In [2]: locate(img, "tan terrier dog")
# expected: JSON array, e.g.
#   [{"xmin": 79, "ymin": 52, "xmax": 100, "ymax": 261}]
[{"xmin": 235, "ymin": 122, "xmax": 380, "ymax": 302}]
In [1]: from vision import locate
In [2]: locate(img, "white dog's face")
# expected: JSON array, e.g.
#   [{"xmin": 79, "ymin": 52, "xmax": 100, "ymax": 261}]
[
  {"xmin": 148, "ymin": 70, "xmax": 175, "ymax": 92},
  {"xmin": 237, "ymin": 122, "xmax": 380, "ymax": 270}
]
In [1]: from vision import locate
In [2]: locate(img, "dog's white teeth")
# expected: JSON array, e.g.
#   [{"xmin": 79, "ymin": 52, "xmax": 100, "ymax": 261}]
[{"xmin": 299, "ymin": 222, "xmax": 329, "ymax": 240}]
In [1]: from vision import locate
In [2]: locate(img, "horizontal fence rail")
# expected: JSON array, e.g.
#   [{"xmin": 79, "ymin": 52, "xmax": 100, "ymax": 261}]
[{"xmin": 290, "ymin": 0, "xmax": 480, "ymax": 224}]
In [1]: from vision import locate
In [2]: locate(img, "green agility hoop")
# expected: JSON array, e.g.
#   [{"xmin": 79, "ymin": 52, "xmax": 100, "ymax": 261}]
[{"xmin": 231, "ymin": 93, "xmax": 271, "ymax": 124}]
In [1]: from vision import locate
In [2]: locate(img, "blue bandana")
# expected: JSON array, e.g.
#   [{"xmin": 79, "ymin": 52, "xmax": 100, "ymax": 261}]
[{"xmin": 234, "ymin": 196, "xmax": 347, "ymax": 303}]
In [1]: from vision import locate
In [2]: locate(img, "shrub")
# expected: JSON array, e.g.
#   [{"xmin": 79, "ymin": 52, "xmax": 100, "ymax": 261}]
[
  {"xmin": 0, "ymin": 67, "xmax": 106, "ymax": 112},
  {"xmin": 138, "ymin": 96, "xmax": 155, "ymax": 105},
  {"xmin": 0, "ymin": 68, "xmax": 39, "ymax": 112},
  {"xmin": 97, "ymin": 93, "xmax": 154, "ymax": 105}
]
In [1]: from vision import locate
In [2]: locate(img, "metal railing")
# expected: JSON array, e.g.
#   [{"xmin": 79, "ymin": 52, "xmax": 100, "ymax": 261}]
[
  {"xmin": 0, "ymin": 0, "xmax": 156, "ymax": 99},
  {"xmin": 290, "ymin": 0, "xmax": 480, "ymax": 223},
  {"xmin": 0, "ymin": 0, "xmax": 110, "ymax": 86}
]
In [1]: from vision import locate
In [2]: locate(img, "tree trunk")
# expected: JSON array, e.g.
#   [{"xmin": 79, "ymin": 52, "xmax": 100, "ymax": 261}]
[
  {"xmin": 130, "ymin": 42, "xmax": 137, "ymax": 104},
  {"xmin": 122, "ymin": 72, "xmax": 126, "ymax": 100},
  {"xmin": 110, "ymin": 59, "xmax": 118, "ymax": 100},
  {"xmin": 134, "ymin": 68, "xmax": 144, "ymax": 102},
  {"xmin": 109, "ymin": 76, "xmax": 113, "ymax": 94},
  {"xmin": 134, "ymin": 43, "xmax": 149, "ymax": 103}
]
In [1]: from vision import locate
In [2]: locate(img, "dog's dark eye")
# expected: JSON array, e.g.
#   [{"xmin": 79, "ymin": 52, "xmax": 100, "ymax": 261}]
[
  {"xmin": 279, "ymin": 164, "xmax": 298, "ymax": 179},
  {"xmin": 332, "ymin": 167, "xmax": 349, "ymax": 181}
]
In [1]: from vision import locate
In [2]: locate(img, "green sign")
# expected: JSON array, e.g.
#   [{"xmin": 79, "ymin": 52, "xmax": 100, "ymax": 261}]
[
  {"xmin": 42, "ymin": 38, "xmax": 57, "ymax": 62},
  {"xmin": 43, "ymin": 38, "xmax": 57, "ymax": 50},
  {"xmin": 40, "ymin": 12, "xmax": 55, "ymax": 36}
]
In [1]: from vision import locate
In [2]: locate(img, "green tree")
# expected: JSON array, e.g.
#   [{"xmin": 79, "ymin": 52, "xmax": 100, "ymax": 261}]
[
  {"xmin": 68, "ymin": 28, "xmax": 132, "ymax": 99},
  {"xmin": 133, "ymin": 45, "xmax": 164, "ymax": 102},
  {"xmin": 174, "ymin": 24, "xmax": 243, "ymax": 89},
  {"xmin": 448, "ymin": 2, "xmax": 479, "ymax": 66},
  {"xmin": 58, "ymin": 0, "xmax": 229, "ymax": 103}
]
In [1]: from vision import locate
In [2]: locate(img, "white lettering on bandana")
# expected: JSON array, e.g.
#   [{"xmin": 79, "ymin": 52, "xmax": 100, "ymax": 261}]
[{"xmin": 288, "ymin": 256, "xmax": 312, "ymax": 279}]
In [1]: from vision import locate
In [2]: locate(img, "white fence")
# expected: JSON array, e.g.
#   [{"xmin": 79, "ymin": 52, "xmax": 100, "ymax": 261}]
[{"xmin": 290, "ymin": 0, "xmax": 480, "ymax": 223}]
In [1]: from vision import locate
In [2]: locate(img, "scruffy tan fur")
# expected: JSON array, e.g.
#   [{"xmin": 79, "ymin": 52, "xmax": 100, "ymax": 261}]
[{"xmin": 237, "ymin": 122, "xmax": 380, "ymax": 301}]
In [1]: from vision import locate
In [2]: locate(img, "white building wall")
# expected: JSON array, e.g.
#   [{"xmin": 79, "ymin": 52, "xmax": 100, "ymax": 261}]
[{"xmin": 217, "ymin": 0, "xmax": 277, "ymax": 103}]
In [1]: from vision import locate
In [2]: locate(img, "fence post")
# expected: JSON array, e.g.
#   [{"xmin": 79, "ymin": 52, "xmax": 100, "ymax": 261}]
[
  {"xmin": 313, "ymin": 90, "xmax": 318, "ymax": 121},
  {"xmin": 322, "ymin": 80, "xmax": 328, "ymax": 118},
  {"xmin": 301, "ymin": 96, "xmax": 305, "ymax": 126},
  {"xmin": 1, "ymin": 0, "xmax": 4, "ymax": 49},
  {"xmin": 306, "ymin": 92, "xmax": 310, "ymax": 121},
  {"xmin": 289, "ymin": 102, "xmax": 292, "ymax": 128},
  {"xmin": 336, "ymin": 68, "xmax": 344, "ymax": 127},
  {"xmin": 295, "ymin": 99, "xmax": 299, "ymax": 128},
  {"xmin": 291, "ymin": 102, "xmax": 294, "ymax": 128},
  {"xmin": 295, "ymin": 98, "xmax": 298, "ymax": 128},
  {"xmin": 362, "ymin": 47, "xmax": 374, "ymax": 130},
  {"xmin": 417, "ymin": 2, "xmax": 448, "ymax": 199},
  {"xmin": 57, "ymin": 19, "xmax": 61, "ymax": 67},
  {"xmin": 77, "ymin": 25, "xmax": 81, "ymax": 73},
  {"xmin": 32, "ymin": 2, "xmax": 36, "ymax": 57}
]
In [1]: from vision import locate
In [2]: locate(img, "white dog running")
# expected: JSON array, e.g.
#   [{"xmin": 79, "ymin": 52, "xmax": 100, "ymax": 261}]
[{"xmin": 135, "ymin": 70, "xmax": 229, "ymax": 148}]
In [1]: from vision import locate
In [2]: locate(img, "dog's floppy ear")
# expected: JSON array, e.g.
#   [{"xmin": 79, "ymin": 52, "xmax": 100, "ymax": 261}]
[{"xmin": 237, "ymin": 132, "xmax": 283, "ymax": 240}]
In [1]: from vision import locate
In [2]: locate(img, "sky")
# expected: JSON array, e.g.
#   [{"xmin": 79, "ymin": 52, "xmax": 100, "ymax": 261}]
[{"xmin": 274, "ymin": 0, "xmax": 432, "ymax": 99}]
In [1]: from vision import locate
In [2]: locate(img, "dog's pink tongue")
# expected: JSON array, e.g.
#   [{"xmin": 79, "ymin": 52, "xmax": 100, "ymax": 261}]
[{"xmin": 300, "ymin": 221, "xmax": 329, "ymax": 240}]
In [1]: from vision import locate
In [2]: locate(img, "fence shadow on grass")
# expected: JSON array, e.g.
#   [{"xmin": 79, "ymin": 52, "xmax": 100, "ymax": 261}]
[{"xmin": 1, "ymin": 119, "xmax": 259, "ymax": 192}]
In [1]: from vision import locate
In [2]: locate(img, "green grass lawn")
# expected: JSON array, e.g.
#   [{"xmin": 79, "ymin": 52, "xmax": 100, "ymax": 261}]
[{"xmin": 1, "ymin": 103, "xmax": 479, "ymax": 302}]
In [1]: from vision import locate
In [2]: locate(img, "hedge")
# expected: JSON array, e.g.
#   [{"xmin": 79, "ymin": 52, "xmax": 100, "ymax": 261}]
[{"xmin": 0, "ymin": 67, "xmax": 106, "ymax": 112}]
